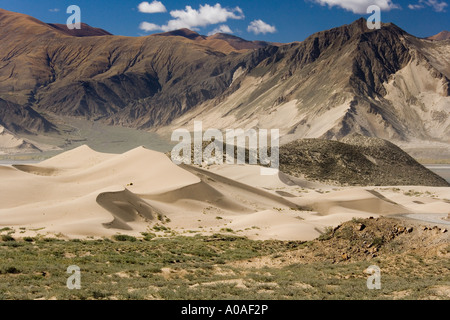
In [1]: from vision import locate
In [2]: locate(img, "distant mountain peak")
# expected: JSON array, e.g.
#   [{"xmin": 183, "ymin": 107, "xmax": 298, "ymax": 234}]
[
  {"xmin": 310, "ymin": 18, "xmax": 406, "ymax": 40},
  {"xmin": 151, "ymin": 28, "xmax": 275, "ymax": 52},
  {"xmin": 154, "ymin": 28, "xmax": 205, "ymax": 40},
  {"xmin": 207, "ymin": 33, "xmax": 242, "ymax": 40},
  {"xmin": 0, "ymin": 8, "xmax": 112, "ymax": 38},
  {"xmin": 427, "ymin": 30, "xmax": 450, "ymax": 41},
  {"xmin": 47, "ymin": 23, "xmax": 112, "ymax": 37}
]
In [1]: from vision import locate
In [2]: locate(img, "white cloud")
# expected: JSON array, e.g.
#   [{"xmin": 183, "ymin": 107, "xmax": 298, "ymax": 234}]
[
  {"xmin": 49, "ymin": 8, "xmax": 60, "ymax": 12},
  {"xmin": 428, "ymin": 0, "xmax": 448, "ymax": 11},
  {"xmin": 247, "ymin": 20, "xmax": 276, "ymax": 35},
  {"xmin": 208, "ymin": 25, "xmax": 233, "ymax": 36},
  {"xmin": 139, "ymin": 22, "xmax": 162, "ymax": 32},
  {"xmin": 138, "ymin": 1, "xmax": 167, "ymax": 14},
  {"xmin": 311, "ymin": 0, "xmax": 399, "ymax": 14},
  {"xmin": 139, "ymin": 3, "xmax": 244, "ymax": 32},
  {"xmin": 408, "ymin": 3, "xmax": 425, "ymax": 9},
  {"xmin": 408, "ymin": 0, "xmax": 448, "ymax": 12}
]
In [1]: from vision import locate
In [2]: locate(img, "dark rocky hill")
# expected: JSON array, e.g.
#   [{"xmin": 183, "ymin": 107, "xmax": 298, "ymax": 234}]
[
  {"xmin": 279, "ymin": 135, "xmax": 449, "ymax": 186},
  {"xmin": 170, "ymin": 134, "xmax": 448, "ymax": 186}
]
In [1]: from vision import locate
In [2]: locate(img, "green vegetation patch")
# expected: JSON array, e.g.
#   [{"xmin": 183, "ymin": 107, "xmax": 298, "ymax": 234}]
[{"xmin": 0, "ymin": 228, "xmax": 448, "ymax": 300}]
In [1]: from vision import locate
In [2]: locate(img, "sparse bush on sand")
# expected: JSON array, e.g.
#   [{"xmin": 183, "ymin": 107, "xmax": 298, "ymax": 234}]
[{"xmin": 112, "ymin": 235, "xmax": 137, "ymax": 242}]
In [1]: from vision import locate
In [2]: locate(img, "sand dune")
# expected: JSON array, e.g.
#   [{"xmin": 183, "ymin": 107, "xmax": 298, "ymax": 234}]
[
  {"xmin": 0, "ymin": 146, "xmax": 449, "ymax": 240},
  {"xmin": 38, "ymin": 145, "xmax": 114, "ymax": 170},
  {"xmin": 0, "ymin": 125, "xmax": 41, "ymax": 154},
  {"xmin": 97, "ymin": 188, "xmax": 162, "ymax": 231},
  {"xmin": 299, "ymin": 189, "xmax": 411, "ymax": 216}
]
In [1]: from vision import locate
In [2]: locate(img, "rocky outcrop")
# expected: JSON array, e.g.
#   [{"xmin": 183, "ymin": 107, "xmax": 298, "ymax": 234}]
[{"xmin": 278, "ymin": 135, "xmax": 449, "ymax": 186}]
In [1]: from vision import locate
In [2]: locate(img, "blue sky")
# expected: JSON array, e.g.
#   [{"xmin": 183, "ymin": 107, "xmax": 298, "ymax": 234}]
[{"xmin": 0, "ymin": 0, "xmax": 448, "ymax": 42}]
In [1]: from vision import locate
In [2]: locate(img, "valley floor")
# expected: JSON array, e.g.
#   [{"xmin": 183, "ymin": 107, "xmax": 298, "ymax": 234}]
[{"xmin": 0, "ymin": 217, "xmax": 448, "ymax": 300}]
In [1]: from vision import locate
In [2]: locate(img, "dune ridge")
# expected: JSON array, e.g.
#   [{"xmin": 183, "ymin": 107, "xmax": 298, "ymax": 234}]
[{"xmin": 1, "ymin": 146, "xmax": 448, "ymax": 240}]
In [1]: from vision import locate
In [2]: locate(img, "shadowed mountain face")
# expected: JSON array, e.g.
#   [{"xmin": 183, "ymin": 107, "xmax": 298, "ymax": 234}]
[
  {"xmin": 0, "ymin": 9, "xmax": 448, "ymax": 148},
  {"xmin": 0, "ymin": 98, "xmax": 54, "ymax": 134}
]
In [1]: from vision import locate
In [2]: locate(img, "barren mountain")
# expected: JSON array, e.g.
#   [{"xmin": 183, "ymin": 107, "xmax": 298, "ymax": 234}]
[
  {"xmin": 428, "ymin": 31, "xmax": 450, "ymax": 41},
  {"xmin": 169, "ymin": 19, "xmax": 450, "ymax": 147},
  {"xmin": 0, "ymin": 98, "xmax": 54, "ymax": 134},
  {"xmin": 0, "ymin": 8, "xmax": 273, "ymax": 132},
  {"xmin": 47, "ymin": 23, "xmax": 112, "ymax": 37},
  {"xmin": 0, "ymin": 9, "xmax": 448, "ymax": 155},
  {"xmin": 154, "ymin": 29, "xmax": 275, "ymax": 53}
]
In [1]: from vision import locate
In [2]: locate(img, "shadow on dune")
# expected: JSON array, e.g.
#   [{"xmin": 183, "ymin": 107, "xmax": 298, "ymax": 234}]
[
  {"xmin": 12, "ymin": 164, "xmax": 63, "ymax": 176},
  {"xmin": 179, "ymin": 164, "xmax": 307, "ymax": 209},
  {"xmin": 97, "ymin": 189, "xmax": 162, "ymax": 230}
]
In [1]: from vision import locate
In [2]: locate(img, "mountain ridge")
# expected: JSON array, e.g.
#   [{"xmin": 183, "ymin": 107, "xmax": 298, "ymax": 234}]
[
  {"xmin": 0, "ymin": 9, "xmax": 448, "ymax": 156},
  {"xmin": 427, "ymin": 30, "xmax": 450, "ymax": 41},
  {"xmin": 152, "ymin": 28, "xmax": 277, "ymax": 53},
  {"xmin": 47, "ymin": 23, "xmax": 113, "ymax": 37},
  {"xmin": 165, "ymin": 18, "xmax": 449, "ymax": 146}
]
